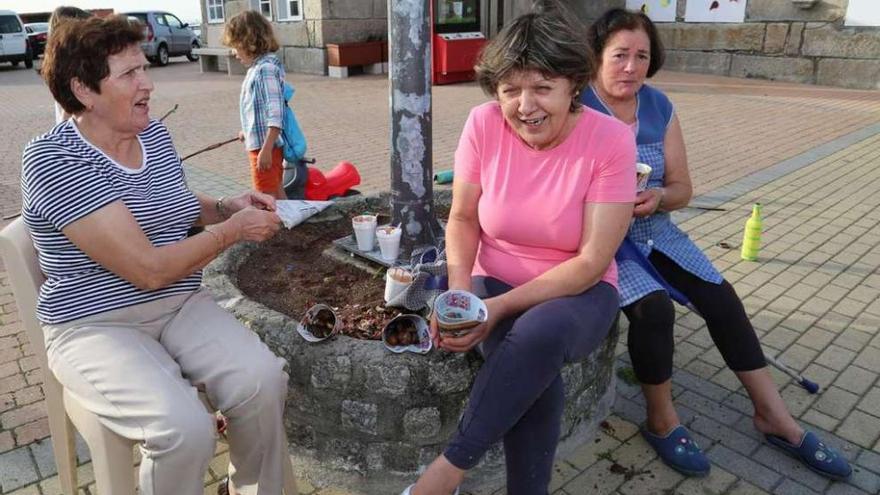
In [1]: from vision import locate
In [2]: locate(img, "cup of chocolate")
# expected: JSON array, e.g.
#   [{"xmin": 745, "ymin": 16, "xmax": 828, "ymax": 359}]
[
  {"xmin": 352, "ymin": 214, "xmax": 377, "ymax": 251},
  {"xmin": 376, "ymin": 225, "xmax": 402, "ymax": 261},
  {"xmin": 382, "ymin": 314, "xmax": 432, "ymax": 354},
  {"xmin": 384, "ymin": 267, "xmax": 413, "ymax": 303},
  {"xmin": 296, "ymin": 304, "xmax": 339, "ymax": 342},
  {"xmin": 433, "ymin": 290, "xmax": 488, "ymax": 337},
  {"xmin": 636, "ymin": 162, "xmax": 652, "ymax": 192}
]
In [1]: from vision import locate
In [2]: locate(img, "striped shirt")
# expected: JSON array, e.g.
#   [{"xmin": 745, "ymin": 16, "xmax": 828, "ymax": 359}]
[
  {"xmin": 21, "ymin": 119, "xmax": 202, "ymax": 324},
  {"xmin": 239, "ymin": 53, "xmax": 285, "ymax": 151}
]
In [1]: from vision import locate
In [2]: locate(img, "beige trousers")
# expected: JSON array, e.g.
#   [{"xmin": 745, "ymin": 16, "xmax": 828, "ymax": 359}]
[{"xmin": 43, "ymin": 289, "xmax": 289, "ymax": 495}]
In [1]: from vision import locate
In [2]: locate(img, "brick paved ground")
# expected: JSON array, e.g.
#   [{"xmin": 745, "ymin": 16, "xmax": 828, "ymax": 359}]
[{"xmin": 0, "ymin": 60, "xmax": 878, "ymax": 494}]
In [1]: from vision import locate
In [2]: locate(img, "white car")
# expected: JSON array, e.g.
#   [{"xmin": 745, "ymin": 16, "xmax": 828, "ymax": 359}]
[{"xmin": 0, "ymin": 10, "xmax": 33, "ymax": 69}]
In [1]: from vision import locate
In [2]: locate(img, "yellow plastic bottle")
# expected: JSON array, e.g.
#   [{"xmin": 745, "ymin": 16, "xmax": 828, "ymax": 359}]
[{"xmin": 741, "ymin": 203, "xmax": 762, "ymax": 261}]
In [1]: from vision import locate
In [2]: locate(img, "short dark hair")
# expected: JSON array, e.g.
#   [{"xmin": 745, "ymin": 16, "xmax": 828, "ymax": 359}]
[
  {"xmin": 475, "ymin": 5, "xmax": 592, "ymax": 112},
  {"xmin": 42, "ymin": 15, "xmax": 144, "ymax": 115},
  {"xmin": 588, "ymin": 8, "xmax": 665, "ymax": 78}
]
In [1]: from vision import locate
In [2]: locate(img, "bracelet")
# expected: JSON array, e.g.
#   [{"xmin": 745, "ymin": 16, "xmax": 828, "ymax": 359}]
[
  {"xmin": 216, "ymin": 196, "xmax": 228, "ymax": 219},
  {"xmin": 204, "ymin": 227, "xmax": 224, "ymax": 258}
]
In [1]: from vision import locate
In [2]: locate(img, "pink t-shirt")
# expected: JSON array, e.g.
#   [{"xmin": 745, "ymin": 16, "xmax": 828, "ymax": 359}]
[{"xmin": 454, "ymin": 101, "xmax": 636, "ymax": 288}]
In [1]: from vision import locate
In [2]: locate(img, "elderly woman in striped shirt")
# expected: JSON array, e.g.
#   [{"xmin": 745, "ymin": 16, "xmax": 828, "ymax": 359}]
[{"xmin": 22, "ymin": 15, "xmax": 289, "ymax": 495}]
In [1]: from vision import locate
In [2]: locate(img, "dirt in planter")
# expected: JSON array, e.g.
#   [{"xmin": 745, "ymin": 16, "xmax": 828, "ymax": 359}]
[{"xmin": 237, "ymin": 213, "xmax": 441, "ymax": 340}]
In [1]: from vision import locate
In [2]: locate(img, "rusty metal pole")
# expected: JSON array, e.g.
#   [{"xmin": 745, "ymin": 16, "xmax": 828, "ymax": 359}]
[{"xmin": 388, "ymin": 0, "xmax": 442, "ymax": 258}]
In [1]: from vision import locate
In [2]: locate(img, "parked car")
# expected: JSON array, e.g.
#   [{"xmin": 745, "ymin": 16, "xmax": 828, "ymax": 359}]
[
  {"xmin": 24, "ymin": 22, "xmax": 48, "ymax": 57},
  {"xmin": 0, "ymin": 10, "xmax": 33, "ymax": 69},
  {"xmin": 123, "ymin": 11, "xmax": 200, "ymax": 66}
]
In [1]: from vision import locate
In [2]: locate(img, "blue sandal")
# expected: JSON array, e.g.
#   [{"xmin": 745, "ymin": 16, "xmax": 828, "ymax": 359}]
[
  {"xmin": 641, "ymin": 425, "xmax": 711, "ymax": 477},
  {"xmin": 765, "ymin": 431, "xmax": 852, "ymax": 481}
]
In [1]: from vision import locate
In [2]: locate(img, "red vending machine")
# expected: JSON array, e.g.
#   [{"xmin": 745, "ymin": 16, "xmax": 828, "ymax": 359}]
[{"xmin": 431, "ymin": 0, "xmax": 486, "ymax": 85}]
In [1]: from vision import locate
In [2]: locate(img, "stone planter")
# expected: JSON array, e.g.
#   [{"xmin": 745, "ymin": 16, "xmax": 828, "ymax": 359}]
[
  {"xmin": 203, "ymin": 193, "xmax": 620, "ymax": 494},
  {"xmin": 326, "ymin": 40, "xmax": 384, "ymax": 67}
]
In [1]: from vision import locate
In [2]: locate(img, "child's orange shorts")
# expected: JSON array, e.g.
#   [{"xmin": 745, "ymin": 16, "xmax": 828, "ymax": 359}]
[{"xmin": 248, "ymin": 147, "xmax": 284, "ymax": 193}]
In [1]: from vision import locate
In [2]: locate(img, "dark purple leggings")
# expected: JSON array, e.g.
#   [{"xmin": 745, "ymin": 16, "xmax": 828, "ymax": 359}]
[{"xmin": 443, "ymin": 276, "xmax": 619, "ymax": 495}]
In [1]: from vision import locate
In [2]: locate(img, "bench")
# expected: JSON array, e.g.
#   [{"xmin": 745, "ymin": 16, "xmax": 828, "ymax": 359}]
[{"xmin": 192, "ymin": 47, "xmax": 247, "ymax": 76}]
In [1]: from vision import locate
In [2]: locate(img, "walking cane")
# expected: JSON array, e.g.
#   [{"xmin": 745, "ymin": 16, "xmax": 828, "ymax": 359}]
[{"xmin": 615, "ymin": 237, "xmax": 820, "ymax": 394}]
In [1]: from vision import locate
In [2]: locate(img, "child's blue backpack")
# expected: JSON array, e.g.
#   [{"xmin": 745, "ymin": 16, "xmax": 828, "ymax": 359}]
[{"xmin": 281, "ymin": 82, "xmax": 307, "ymax": 163}]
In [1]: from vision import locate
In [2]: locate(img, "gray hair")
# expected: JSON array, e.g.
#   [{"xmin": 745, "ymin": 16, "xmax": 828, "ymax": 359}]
[{"xmin": 475, "ymin": 3, "xmax": 592, "ymax": 112}]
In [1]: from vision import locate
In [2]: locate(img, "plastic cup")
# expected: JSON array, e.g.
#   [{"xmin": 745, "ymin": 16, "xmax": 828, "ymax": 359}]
[
  {"xmin": 376, "ymin": 225, "xmax": 402, "ymax": 261},
  {"xmin": 636, "ymin": 163, "xmax": 652, "ymax": 192},
  {"xmin": 352, "ymin": 214, "xmax": 377, "ymax": 251},
  {"xmin": 384, "ymin": 267, "xmax": 413, "ymax": 303}
]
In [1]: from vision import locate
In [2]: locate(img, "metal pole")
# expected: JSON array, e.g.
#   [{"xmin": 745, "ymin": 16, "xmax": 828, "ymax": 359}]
[{"xmin": 388, "ymin": 0, "xmax": 442, "ymax": 258}]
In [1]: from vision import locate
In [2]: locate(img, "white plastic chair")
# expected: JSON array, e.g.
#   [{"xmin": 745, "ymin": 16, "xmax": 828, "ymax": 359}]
[{"xmin": 0, "ymin": 217, "xmax": 299, "ymax": 494}]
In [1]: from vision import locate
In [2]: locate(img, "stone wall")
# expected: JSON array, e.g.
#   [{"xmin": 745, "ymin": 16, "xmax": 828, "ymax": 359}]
[
  {"xmin": 586, "ymin": 0, "xmax": 879, "ymax": 90},
  {"xmin": 201, "ymin": 0, "xmax": 879, "ymax": 88},
  {"xmin": 202, "ymin": 193, "xmax": 621, "ymax": 494}
]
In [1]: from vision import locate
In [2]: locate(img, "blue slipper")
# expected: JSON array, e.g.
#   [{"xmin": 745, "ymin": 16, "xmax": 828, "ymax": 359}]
[
  {"xmin": 641, "ymin": 425, "xmax": 710, "ymax": 477},
  {"xmin": 765, "ymin": 431, "xmax": 852, "ymax": 481}
]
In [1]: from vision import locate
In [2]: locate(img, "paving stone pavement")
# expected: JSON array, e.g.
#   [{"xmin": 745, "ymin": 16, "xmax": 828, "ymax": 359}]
[{"xmin": 1, "ymin": 61, "xmax": 879, "ymax": 494}]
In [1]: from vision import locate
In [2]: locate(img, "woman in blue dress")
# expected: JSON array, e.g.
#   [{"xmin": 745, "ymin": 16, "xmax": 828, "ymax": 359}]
[{"xmin": 582, "ymin": 8, "xmax": 851, "ymax": 481}]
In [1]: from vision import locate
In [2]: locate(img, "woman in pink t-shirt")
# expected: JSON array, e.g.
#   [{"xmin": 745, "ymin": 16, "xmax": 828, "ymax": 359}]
[{"xmin": 402, "ymin": 8, "xmax": 636, "ymax": 495}]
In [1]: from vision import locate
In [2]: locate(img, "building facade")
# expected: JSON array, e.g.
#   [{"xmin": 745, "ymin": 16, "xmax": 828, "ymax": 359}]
[{"xmin": 198, "ymin": 0, "xmax": 880, "ymax": 90}]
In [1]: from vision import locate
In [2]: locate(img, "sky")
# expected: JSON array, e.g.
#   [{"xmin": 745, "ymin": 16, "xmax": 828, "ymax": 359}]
[{"xmin": 9, "ymin": 0, "xmax": 202, "ymax": 24}]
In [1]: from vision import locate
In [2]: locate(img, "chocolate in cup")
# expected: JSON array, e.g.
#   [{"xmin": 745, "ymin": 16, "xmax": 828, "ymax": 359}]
[
  {"xmin": 296, "ymin": 304, "xmax": 340, "ymax": 342},
  {"xmin": 382, "ymin": 314, "xmax": 432, "ymax": 354},
  {"xmin": 384, "ymin": 267, "xmax": 413, "ymax": 303},
  {"xmin": 434, "ymin": 290, "xmax": 488, "ymax": 337},
  {"xmin": 636, "ymin": 162, "xmax": 652, "ymax": 192}
]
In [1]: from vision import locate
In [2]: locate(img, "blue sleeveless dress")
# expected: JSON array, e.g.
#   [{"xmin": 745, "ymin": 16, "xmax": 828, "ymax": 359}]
[{"xmin": 581, "ymin": 84, "xmax": 723, "ymax": 307}]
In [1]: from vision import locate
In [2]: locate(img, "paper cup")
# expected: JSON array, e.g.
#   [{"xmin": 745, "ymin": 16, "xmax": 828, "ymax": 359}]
[
  {"xmin": 382, "ymin": 314, "xmax": 432, "ymax": 354},
  {"xmin": 434, "ymin": 290, "xmax": 488, "ymax": 337},
  {"xmin": 384, "ymin": 267, "xmax": 413, "ymax": 303},
  {"xmin": 352, "ymin": 214, "xmax": 377, "ymax": 251},
  {"xmin": 376, "ymin": 225, "xmax": 402, "ymax": 261},
  {"xmin": 296, "ymin": 304, "xmax": 339, "ymax": 342},
  {"xmin": 636, "ymin": 163, "xmax": 652, "ymax": 192}
]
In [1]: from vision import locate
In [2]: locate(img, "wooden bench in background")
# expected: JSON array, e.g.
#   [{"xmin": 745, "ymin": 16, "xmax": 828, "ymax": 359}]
[{"xmin": 192, "ymin": 47, "xmax": 246, "ymax": 76}]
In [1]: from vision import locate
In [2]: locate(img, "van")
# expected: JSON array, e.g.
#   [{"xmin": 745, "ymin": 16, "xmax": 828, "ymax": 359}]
[{"xmin": 0, "ymin": 10, "xmax": 33, "ymax": 69}]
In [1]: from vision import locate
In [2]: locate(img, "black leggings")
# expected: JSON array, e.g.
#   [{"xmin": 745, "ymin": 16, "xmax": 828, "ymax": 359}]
[{"xmin": 622, "ymin": 250, "xmax": 766, "ymax": 385}]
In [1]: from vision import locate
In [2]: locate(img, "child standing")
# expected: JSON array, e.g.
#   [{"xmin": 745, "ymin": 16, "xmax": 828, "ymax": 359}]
[{"xmin": 223, "ymin": 10, "xmax": 287, "ymax": 199}]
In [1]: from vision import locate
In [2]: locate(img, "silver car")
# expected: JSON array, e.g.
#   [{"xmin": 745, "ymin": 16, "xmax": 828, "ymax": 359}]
[{"xmin": 124, "ymin": 11, "xmax": 199, "ymax": 66}]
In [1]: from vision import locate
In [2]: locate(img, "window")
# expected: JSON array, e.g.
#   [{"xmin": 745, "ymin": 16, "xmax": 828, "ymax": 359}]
[
  {"xmin": 206, "ymin": 0, "xmax": 224, "ymax": 23},
  {"xmin": 250, "ymin": 0, "xmax": 273, "ymax": 19},
  {"xmin": 0, "ymin": 15, "xmax": 22, "ymax": 34},
  {"xmin": 164, "ymin": 14, "xmax": 183, "ymax": 29},
  {"xmin": 277, "ymin": 0, "xmax": 303, "ymax": 21}
]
